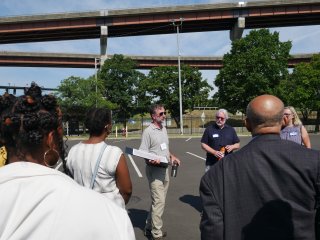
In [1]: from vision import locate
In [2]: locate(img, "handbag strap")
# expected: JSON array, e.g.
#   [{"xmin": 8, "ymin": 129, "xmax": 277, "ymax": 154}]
[{"xmin": 90, "ymin": 143, "xmax": 107, "ymax": 189}]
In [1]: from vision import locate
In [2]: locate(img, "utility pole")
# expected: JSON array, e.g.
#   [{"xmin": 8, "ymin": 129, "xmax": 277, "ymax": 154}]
[{"xmin": 172, "ymin": 18, "xmax": 184, "ymax": 135}]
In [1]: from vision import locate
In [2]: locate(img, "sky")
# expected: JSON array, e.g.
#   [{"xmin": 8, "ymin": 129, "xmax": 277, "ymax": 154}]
[{"xmin": 0, "ymin": 0, "xmax": 320, "ymax": 96}]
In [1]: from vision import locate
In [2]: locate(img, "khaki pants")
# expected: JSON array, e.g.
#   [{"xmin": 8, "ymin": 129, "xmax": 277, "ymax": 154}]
[{"xmin": 145, "ymin": 165, "xmax": 169, "ymax": 238}]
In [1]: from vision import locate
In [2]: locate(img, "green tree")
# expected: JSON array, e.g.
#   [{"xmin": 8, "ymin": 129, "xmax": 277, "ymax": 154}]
[
  {"xmin": 135, "ymin": 73, "xmax": 154, "ymax": 116},
  {"xmin": 279, "ymin": 54, "xmax": 320, "ymax": 132},
  {"xmin": 57, "ymin": 76, "xmax": 113, "ymax": 121},
  {"xmin": 214, "ymin": 29, "xmax": 292, "ymax": 113},
  {"xmin": 145, "ymin": 65, "xmax": 213, "ymax": 127},
  {"xmin": 98, "ymin": 54, "xmax": 148, "ymax": 126}
]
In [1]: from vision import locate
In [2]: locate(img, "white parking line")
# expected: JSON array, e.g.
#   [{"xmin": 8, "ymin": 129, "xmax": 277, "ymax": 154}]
[
  {"xmin": 186, "ymin": 152, "xmax": 206, "ymax": 161},
  {"xmin": 185, "ymin": 137, "xmax": 192, "ymax": 142},
  {"xmin": 113, "ymin": 140, "xmax": 126, "ymax": 143},
  {"xmin": 127, "ymin": 154, "xmax": 143, "ymax": 178}
]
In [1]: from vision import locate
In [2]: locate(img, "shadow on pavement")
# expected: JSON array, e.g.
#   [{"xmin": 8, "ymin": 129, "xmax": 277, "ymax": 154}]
[
  {"xmin": 128, "ymin": 208, "xmax": 148, "ymax": 230},
  {"xmin": 180, "ymin": 194, "xmax": 202, "ymax": 212}
]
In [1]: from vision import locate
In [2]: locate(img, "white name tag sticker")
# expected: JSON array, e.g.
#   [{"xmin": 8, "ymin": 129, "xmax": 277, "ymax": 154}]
[
  {"xmin": 160, "ymin": 143, "xmax": 167, "ymax": 150},
  {"xmin": 290, "ymin": 132, "xmax": 298, "ymax": 136},
  {"xmin": 212, "ymin": 134, "xmax": 219, "ymax": 138}
]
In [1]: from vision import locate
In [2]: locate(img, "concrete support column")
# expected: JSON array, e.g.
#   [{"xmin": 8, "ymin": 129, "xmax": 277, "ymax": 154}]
[
  {"xmin": 230, "ymin": 17, "xmax": 245, "ymax": 41},
  {"xmin": 100, "ymin": 26, "xmax": 108, "ymax": 65}
]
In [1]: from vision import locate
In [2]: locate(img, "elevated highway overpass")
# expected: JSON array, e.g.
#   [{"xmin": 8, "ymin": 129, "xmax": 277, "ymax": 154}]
[{"xmin": 0, "ymin": 51, "xmax": 315, "ymax": 69}]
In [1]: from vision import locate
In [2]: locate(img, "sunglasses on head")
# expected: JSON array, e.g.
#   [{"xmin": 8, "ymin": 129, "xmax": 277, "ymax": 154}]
[{"xmin": 159, "ymin": 111, "xmax": 167, "ymax": 116}]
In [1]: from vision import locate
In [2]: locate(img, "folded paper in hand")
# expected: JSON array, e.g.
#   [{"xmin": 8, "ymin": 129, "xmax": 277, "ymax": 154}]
[{"xmin": 125, "ymin": 147, "xmax": 168, "ymax": 163}]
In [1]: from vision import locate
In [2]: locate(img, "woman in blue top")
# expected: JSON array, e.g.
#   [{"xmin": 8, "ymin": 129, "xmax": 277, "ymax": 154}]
[{"xmin": 280, "ymin": 106, "xmax": 311, "ymax": 148}]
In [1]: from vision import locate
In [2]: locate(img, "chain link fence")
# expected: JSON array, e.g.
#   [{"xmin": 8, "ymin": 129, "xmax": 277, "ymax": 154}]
[
  {"xmin": 63, "ymin": 113, "xmax": 318, "ymax": 137},
  {"xmin": 63, "ymin": 115, "xmax": 250, "ymax": 137}
]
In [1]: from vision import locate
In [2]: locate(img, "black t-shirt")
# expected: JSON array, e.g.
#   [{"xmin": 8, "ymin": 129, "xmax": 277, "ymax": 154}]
[{"xmin": 201, "ymin": 123, "xmax": 240, "ymax": 166}]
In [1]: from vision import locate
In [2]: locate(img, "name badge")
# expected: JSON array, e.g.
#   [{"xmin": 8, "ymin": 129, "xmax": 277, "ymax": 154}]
[
  {"xmin": 289, "ymin": 132, "xmax": 298, "ymax": 136},
  {"xmin": 160, "ymin": 143, "xmax": 167, "ymax": 150},
  {"xmin": 212, "ymin": 134, "xmax": 219, "ymax": 138}
]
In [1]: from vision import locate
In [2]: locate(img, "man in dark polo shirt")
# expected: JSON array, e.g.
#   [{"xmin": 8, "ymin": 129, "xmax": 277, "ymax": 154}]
[{"xmin": 201, "ymin": 109, "xmax": 240, "ymax": 172}]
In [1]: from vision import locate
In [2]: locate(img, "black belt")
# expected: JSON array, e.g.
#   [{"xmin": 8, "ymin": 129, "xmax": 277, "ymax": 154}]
[{"xmin": 145, "ymin": 160, "xmax": 168, "ymax": 168}]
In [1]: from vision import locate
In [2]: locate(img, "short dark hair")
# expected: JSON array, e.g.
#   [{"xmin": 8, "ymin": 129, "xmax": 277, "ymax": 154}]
[
  {"xmin": 85, "ymin": 108, "xmax": 111, "ymax": 136},
  {"xmin": 149, "ymin": 104, "xmax": 164, "ymax": 116}
]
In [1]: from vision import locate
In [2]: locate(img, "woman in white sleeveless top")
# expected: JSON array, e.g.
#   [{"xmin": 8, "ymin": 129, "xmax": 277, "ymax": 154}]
[
  {"xmin": 0, "ymin": 88, "xmax": 135, "ymax": 240},
  {"xmin": 67, "ymin": 108, "xmax": 132, "ymax": 208},
  {"xmin": 280, "ymin": 106, "xmax": 311, "ymax": 148}
]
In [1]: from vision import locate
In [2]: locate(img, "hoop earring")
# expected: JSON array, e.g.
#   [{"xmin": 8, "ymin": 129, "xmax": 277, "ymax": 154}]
[
  {"xmin": 104, "ymin": 124, "xmax": 112, "ymax": 135},
  {"xmin": 43, "ymin": 148, "xmax": 60, "ymax": 168}
]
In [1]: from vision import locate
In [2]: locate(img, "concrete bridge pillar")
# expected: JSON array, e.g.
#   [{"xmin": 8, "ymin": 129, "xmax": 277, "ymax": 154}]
[
  {"xmin": 100, "ymin": 26, "xmax": 108, "ymax": 65},
  {"xmin": 230, "ymin": 2, "xmax": 246, "ymax": 41},
  {"xmin": 230, "ymin": 17, "xmax": 245, "ymax": 41}
]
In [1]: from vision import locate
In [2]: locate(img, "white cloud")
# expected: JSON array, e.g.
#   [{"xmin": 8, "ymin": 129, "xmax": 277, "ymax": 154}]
[
  {"xmin": 275, "ymin": 26, "xmax": 320, "ymax": 54},
  {"xmin": 0, "ymin": 39, "xmax": 100, "ymax": 54},
  {"xmin": 109, "ymin": 34, "xmax": 178, "ymax": 56},
  {"xmin": 179, "ymin": 32, "xmax": 231, "ymax": 56}
]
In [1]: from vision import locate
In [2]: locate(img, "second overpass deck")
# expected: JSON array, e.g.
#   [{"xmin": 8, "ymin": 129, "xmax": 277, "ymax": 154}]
[{"xmin": 0, "ymin": 51, "xmax": 314, "ymax": 69}]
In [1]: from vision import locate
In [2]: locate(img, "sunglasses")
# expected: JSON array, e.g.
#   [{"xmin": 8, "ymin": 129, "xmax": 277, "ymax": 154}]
[
  {"xmin": 216, "ymin": 116, "xmax": 225, "ymax": 120},
  {"xmin": 159, "ymin": 111, "xmax": 167, "ymax": 116}
]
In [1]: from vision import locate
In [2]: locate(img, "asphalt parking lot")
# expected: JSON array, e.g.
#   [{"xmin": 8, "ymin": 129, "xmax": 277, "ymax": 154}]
[{"xmin": 66, "ymin": 135, "xmax": 320, "ymax": 240}]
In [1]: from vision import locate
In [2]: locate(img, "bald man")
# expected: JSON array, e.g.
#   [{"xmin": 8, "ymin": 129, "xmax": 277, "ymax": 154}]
[{"xmin": 200, "ymin": 95, "xmax": 320, "ymax": 240}]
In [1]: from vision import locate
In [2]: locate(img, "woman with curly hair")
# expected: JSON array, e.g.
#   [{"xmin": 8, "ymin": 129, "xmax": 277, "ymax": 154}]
[
  {"xmin": 0, "ymin": 92, "xmax": 16, "ymax": 167},
  {"xmin": 0, "ymin": 83, "xmax": 135, "ymax": 240}
]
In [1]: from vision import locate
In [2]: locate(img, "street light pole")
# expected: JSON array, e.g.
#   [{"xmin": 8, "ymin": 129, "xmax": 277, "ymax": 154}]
[
  {"xmin": 172, "ymin": 18, "xmax": 184, "ymax": 135},
  {"xmin": 94, "ymin": 58, "xmax": 100, "ymax": 107}
]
